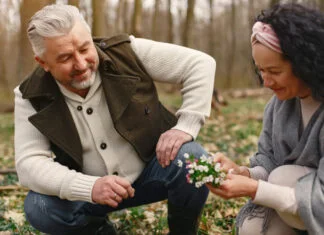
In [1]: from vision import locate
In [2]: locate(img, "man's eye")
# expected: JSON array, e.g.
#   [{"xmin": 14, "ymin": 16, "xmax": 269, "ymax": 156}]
[{"xmin": 58, "ymin": 56, "xmax": 71, "ymax": 62}]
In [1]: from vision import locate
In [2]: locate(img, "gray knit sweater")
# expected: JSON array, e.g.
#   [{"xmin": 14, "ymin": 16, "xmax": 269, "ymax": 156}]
[{"xmin": 236, "ymin": 96, "xmax": 324, "ymax": 235}]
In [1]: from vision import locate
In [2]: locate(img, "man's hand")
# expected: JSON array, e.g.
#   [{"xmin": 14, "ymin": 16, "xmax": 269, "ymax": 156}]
[
  {"xmin": 206, "ymin": 174, "xmax": 258, "ymax": 199},
  {"xmin": 156, "ymin": 129, "xmax": 192, "ymax": 168},
  {"xmin": 92, "ymin": 175, "xmax": 135, "ymax": 207}
]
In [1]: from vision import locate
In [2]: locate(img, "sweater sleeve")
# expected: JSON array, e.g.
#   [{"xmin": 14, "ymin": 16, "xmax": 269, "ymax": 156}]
[
  {"xmin": 253, "ymin": 180, "xmax": 298, "ymax": 215},
  {"xmin": 129, "ymin": 36, "xmax": 216, "ymax": 138},
  {"xmin": 14, "ymin": 87, "xmax": 99, "ymax": 203}
]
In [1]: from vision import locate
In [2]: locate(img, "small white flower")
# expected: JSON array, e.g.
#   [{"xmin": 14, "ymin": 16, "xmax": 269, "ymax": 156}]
[
  {"xmin": 184, "ymin": 153, "xmax": 190, "ymax": 159},
  {"xmin": 197, "ymin": 165, "xmax": 204, "ymax": 172},
  {"xmin": 214, "ymin": 178, "xmax": 220, "ymax": 184},
  {"xmin": 200, "ymin": 155, "xmax": 207, "ymax": 162},
  {"xmin": 220, "ymin": 172, "xmax": 226, "ymax": 178},
  {"xmin": 204, "ymin": 166, "xmax": 209, "ymax": 172},
  {"xmin": 189, "ymin": 169, "xmax": 194, "ymax": 174},
  {"xmin": 207, "ymin": 157, "xmax": 213, "ymax": 164},
  {"xmin": 214, "ymin": 162, "xmax": 221, "ymax": 172},
  {"xmin": 195, "ymin": 181, "xmax": 203, "ymax": 188},
  {"xmin": 177, "ymin": 160, "xmax": 183, "ymax": 167}
]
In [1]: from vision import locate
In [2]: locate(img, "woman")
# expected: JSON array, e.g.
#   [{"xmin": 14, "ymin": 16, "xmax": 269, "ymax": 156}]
[{"xmin": 207, "ymin": 3, "xmax": 324, "ymax": 235}]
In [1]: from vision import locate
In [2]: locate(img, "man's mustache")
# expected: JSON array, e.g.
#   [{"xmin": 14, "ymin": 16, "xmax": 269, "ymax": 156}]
[{"xmin": 70, "ymin": 63, "xmax": 93, "ymax": 77}]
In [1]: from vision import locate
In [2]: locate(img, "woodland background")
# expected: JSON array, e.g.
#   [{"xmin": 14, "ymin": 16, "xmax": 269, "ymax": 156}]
[
  {"xmin": 2, "ymin": 0, "xmax": 324, "ymax": 109},
  {"xmin": 1, "ymin": 0, "xmax": 324, "ymax": 234}
]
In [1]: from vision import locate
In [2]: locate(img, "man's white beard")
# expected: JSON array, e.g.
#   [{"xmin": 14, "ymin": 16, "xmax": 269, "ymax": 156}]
[{"xmin": 71, "ymin": 71, "xmax": 96, "ymax": 90}]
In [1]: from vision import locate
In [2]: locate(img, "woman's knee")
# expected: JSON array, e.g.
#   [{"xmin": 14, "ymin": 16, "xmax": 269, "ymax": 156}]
[
  {"xmin": 238, "ymin": 216, "xmax": 264, "ymax": 235},
  {"xmin": 268, "ymin": 165, "xmax": 314, "ymax": 187}
]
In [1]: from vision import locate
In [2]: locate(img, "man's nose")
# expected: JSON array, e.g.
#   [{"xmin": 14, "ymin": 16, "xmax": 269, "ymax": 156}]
[{"xmin": 74, "ymin": 54, "xmax": 87, "ymax": 70}]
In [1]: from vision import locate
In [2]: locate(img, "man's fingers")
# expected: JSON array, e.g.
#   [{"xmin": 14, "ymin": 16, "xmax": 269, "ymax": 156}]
[
  {"xmin": 170, "ymin": 139, "xmax": 182, "ymax": 161},
  {"xmin": 156, "ymin": 134, "xmax": 167, "ymax": 167},
  {"xmin": 114, "ymin": 177, "xmax": 135, "ymax": 198}
]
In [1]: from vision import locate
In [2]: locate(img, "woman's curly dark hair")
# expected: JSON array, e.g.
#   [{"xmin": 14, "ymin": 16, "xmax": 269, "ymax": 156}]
[{"xmin": 255, "ymin": 3, "xmax": 324, "ymax": 101}]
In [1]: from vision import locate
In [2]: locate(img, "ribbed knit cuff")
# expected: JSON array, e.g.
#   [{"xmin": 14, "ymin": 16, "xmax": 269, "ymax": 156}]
[
  {"xmin": 172, "ymin": 112, "xmax": 204, "ymax": 139},
  {"xmin": 69, "ymin": 174, "xmax": 100, "ymax": 203},
  {"xmin": 253, "ymin": 180, "xmax": 298, "ymax": 214}
]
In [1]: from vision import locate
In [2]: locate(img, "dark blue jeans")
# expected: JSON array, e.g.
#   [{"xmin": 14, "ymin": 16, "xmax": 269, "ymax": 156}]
[{"xmin": 24, "ymin": 142, "xmax": 209, "ymax": 234}]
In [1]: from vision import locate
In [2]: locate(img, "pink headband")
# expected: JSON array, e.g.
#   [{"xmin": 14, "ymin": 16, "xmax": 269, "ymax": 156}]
[{"xmin": 251, "ymin": 22, "xmax": 282, "ymax": 54}]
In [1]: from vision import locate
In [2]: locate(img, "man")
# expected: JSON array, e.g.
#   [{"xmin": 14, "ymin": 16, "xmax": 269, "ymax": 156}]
[{"xmin": 14, "ymin": 4, "xmax": 216, "ymax": 235}]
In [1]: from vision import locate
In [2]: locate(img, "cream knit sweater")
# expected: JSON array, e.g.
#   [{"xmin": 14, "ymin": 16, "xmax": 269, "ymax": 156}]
[{"xmin": 14, "ymin": 36, "xmax": 216, "ymax": 203}]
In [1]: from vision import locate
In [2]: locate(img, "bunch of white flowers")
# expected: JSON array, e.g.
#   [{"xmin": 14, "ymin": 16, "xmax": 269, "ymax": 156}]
[{"xmin": 177, "ymin": 153, "xmax": 227, "ymax": 188}]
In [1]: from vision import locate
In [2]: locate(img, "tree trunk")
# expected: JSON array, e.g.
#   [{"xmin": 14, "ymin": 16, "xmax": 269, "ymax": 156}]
[
  {"xmin": 225, "ymin": 0, "xmax": 236, "ymax": 88},
  {"xmin": 320, "ymin": 0, "xmax": 324, "ymax": 12},
  {"xmin": 182, "ymin": 0, "xmax": 195, "ymax": 47},
  {"xmin": 115, "ymin": 0, "xmax": 125, "ymax": 34},
  {"xmin": 167, "ymin": 0, "xmax": 174, "ymax": 43},
  {"xmin": 68, "ymin": 0, "xmax": 79, "ymax": 7},
  {"xmin": 208, "ymin": 0, "xmax": 215, "ymax": 57},
  {"xmin": 152, "ymin": 0, "xmax": 161, "ymax": 40},
  {"xmin": 123, "ymin": 0, "xmax": 129, "ymax": 33},
  {"xmin": 19, "ymin": 0, "xmax": 53, "ymax": 83},
  {"xmin": 92, "ymin": 0, "xmax": 109, "ymax": 36},
  {"xmin": 269, "ymin": 0, "xmax": 280, "ymax": 7},
  {"xmin": 131, "ymin": 0, "xmax": 142, "ymax": 37},
  {"xmin": 247, "ymin": 0, "xmax": 257, "ymax": 86}
]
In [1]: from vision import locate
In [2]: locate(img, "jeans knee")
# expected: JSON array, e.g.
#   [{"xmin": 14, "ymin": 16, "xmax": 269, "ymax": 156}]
[
  {"xmin": 24, "ymin": 191, "xmax": 90, "ymax": 234},
  {"xmin": 177, "ymin": 142, "xmax": 207, "ymax": 161},
  {"xmin": 24, "ymin": 191, "xmax": 45, "ymax": 230}
]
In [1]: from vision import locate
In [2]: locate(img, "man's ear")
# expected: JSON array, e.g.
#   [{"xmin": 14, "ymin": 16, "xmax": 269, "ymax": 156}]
[{"xmin": 35, "ymin": 56, "xmax": 49, "ymax": 72}]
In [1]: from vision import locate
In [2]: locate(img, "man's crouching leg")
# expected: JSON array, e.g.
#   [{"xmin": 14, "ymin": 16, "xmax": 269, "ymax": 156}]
[
  {"xmin": 24, "ymin": 191, "xmax": 117, "ymax": 235},
  {"xmin": 167, "ymin": 142, "xmax": 209, "ymax": 235}
]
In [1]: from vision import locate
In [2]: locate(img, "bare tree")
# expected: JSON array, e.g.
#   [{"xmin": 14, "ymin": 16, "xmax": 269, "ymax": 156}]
[
  {"xmin": 131, "ymin": 0, "xmax": 143, "ymax": 37},
  {"xmin": 92, "ymin": 0, "xmax": 109, "ymax": 36},
  {"xmin": 152, "ymin": 0, "xmax": 161, "ymax": 40},
  {"xmin": 115, "ymin": 0, "xmax": 125, "ymax": 34},
  {"xmin": 225, "ymin": 0, "xmax": 237, "ymax": 88},
  {"xmin": 167, "ymin": 0, "xmax": 174, "ymax": 43},
  {"xmin": 123, "ymin": 0, "xmax": 130, "ymax": 33},
  {"xmin": 19, "ymin": 0, "xmax": 54, "ymax": 83},
  {"xmin": 320, "ymin": 0, "xmax": 324, "ymax": 11},
  {"xmin": 68, "ymin": 0, "xmax": 79, "ymax": 7},
  {"xmin": 269, "ymin": 0, "xmax": 280, "ymax": 7},
  {"xmin": 208, "ymin": 0, "xmax": 215, "ymax": 57},
  {"xmin": 182, "ymin": 0, "xmax": 195, "ymax": 47}
]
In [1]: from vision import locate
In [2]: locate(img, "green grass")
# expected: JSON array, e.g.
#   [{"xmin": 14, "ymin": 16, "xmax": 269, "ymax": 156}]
[{"xmin": 0, "ymin": 93, "xmax": 270, "ymax": 234}]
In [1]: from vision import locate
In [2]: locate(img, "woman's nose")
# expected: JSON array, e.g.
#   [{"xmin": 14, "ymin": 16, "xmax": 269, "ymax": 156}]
[{"xmin": 262, "ymin": 74, "xmax": 274, "ymax": 87}]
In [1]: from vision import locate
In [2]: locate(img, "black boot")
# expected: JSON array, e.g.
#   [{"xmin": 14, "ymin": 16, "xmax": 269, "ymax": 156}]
[
  {"xmin": 168, "ymin": 203, "xmax": 202, "ymax": 235},
  {"xmin": 95, "ymin": 218, "xmax": 118, "ymax": 235}
]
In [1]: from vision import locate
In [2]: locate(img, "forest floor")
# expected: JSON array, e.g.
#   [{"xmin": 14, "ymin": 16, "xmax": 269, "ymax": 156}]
[{"xmin": 0, "ymin": 88, "xmax": 272, "ymax": 235}]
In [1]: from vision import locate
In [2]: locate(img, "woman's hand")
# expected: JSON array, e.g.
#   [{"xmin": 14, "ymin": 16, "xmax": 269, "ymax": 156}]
[
  {"xmin": 213, "ymin": 152, "xmax": 250, "ymax": 177},
  {"xmin": 213, "ymin": 152, "xmax": 240, "ymax": 173},
  {"xmin": 207, "ymin": 174, "xmax": 258, "ymax": 199}
]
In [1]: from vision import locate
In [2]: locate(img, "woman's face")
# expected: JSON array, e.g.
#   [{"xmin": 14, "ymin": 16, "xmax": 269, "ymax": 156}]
[{"xmin": 252, "ymin": 43, "xmax": 310, "ymax": 100}]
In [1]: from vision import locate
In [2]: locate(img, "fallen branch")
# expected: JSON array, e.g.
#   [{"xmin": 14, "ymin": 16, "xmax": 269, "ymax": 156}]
[
  {"xmin": 0, "ymin": 169, "xmax": 17, "ymax": 174},
  {"xmin": 0, "ymin": 185, "xmax": 28, "ymax": 191}
]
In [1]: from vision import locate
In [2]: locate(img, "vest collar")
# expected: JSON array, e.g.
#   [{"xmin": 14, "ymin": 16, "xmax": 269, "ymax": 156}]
[{"xmin": 20, "ymin": 45, "xmax": 139, "ymax": 169}]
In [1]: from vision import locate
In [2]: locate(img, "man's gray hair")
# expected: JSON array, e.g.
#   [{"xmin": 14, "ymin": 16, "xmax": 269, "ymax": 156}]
[{"xmin": 27, "ymin": 4, "xmax": 91, "ymax": 57}]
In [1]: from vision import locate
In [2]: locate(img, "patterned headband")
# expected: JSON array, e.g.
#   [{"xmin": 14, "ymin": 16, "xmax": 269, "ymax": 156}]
[{"xmin": 251, "ymin": 21, "xmax": 282, "ymax": 54}]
